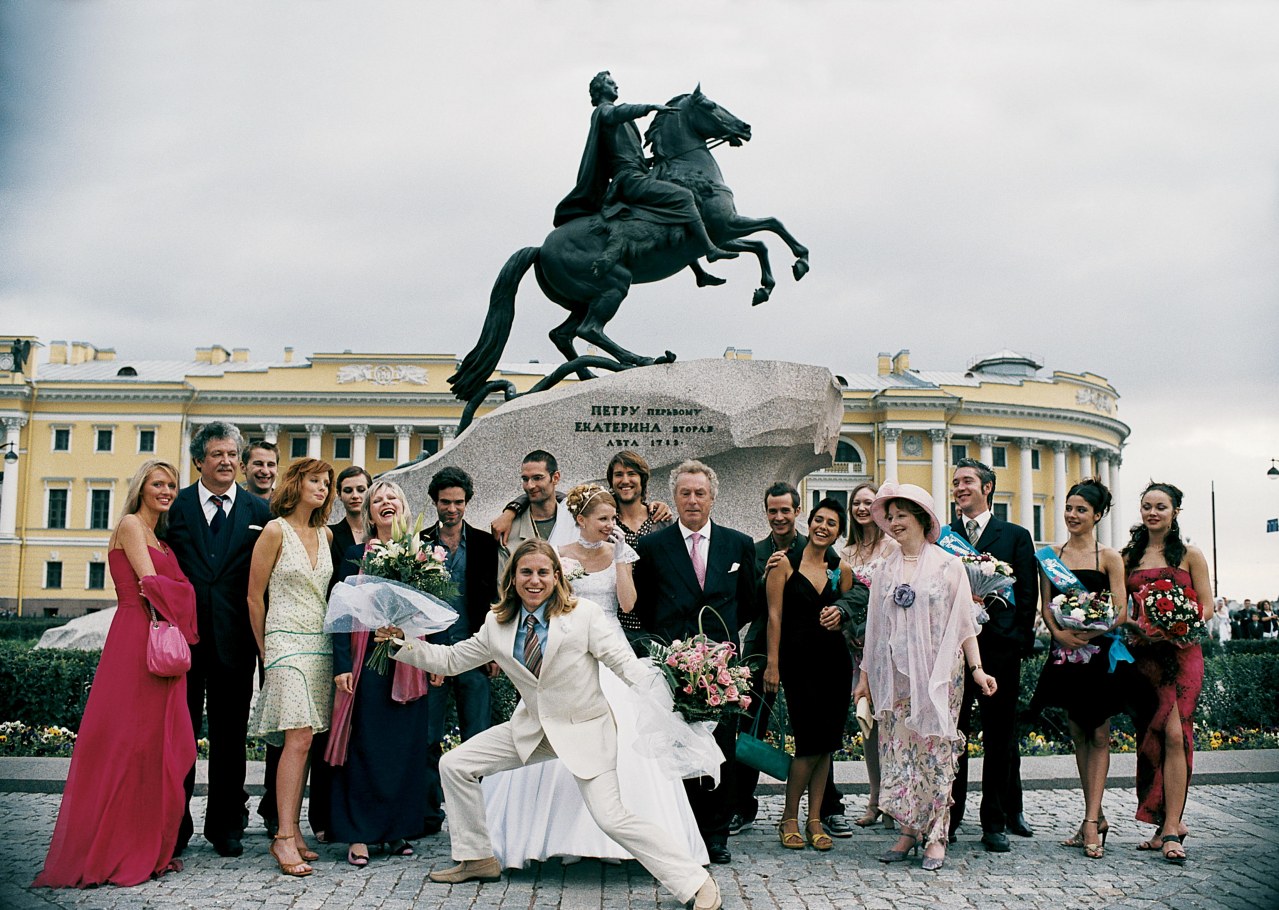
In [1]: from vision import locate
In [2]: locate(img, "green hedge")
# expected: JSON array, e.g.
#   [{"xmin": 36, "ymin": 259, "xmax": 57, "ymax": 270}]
[
  {"xmin": 0, "ymin": 617, "xmax": 70, "ymax": 642},
  {"xmin": 0, "ymin": 640, "xmax": 98, "ymax": 730}
]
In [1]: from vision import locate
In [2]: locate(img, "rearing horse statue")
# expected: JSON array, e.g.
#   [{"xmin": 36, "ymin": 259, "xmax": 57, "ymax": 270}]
[{"xmin": 448, "ymin": 85, "xmax": 810, "ymax": 416}]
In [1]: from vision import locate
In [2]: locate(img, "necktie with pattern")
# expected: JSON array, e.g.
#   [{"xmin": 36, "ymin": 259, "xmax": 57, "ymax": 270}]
[
  {"xmin": 966, "ymin": 518, "xmax": 980, "ymax": 545},
  {"xmin": 209, "ymin": 494, "xmax": 227, "ymax": 535},
  {"xmin": 522, "ymin": 613, "xmax": 542, "ymax": 677}
]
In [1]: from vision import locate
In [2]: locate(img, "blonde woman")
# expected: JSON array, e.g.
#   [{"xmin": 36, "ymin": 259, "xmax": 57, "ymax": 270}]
[{"xmin": 36, "ymin": 461, "xmax": 197, "ymax": 888}]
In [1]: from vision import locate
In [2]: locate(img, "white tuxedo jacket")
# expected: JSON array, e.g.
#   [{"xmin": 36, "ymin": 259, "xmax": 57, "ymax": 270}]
[{"xmin": 392, "ymin": 597, "xmax": 658, "ymax": 780}]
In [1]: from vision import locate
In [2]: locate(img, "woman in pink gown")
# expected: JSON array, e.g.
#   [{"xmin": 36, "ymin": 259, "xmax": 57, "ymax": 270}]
[{"xmin": 34, "ymin": 460, "xmax": 199, "ymax": 888}]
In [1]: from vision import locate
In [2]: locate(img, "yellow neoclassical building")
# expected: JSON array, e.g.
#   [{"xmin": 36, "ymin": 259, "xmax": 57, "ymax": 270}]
[{"xmin": 0, "ymin": 337, "xmax": 1128, "ymax": 615}]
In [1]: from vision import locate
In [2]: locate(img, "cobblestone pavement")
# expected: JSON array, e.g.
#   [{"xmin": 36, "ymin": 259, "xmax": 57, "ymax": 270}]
[{"xmin": 3, "ymin": 784, "xmax": 1277, "ymax": 910}]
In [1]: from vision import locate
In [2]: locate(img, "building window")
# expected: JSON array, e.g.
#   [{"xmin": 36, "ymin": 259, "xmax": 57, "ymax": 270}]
[
  {"xmin": 421, "ymin": 438, "xmax": 440, "ymax": 458},
  {"xmin": 1033, "ymin": 504, "xmax": 1044, "ymax": 541},
  {"xmin": 47, "ymin": 488, "xmax": 69, "ymax": 529},
  {"xmin": 951, "ymin": 443, "xmax": 967, "ymax": 465},
  {"xmin": 377, "ymin": 437, "xmax": 396, "ymax": 461},
  {"xmin": 992, "ymin": 502, "xmax": 1010, "ymax": 522},
  {"xmin": 87, "ymin": 562, "xmax": 106, "ymax": 590},
  {"xmin": 290, "ymin": 437, "xmax": 308, "ymax": 458},
  {"xmin": 137, "ymin": 428, "xmax": 156, "ymax": 453},
  {"xmin": 991, "ymin": 446, "xmax": 1008, "ymax": 468},
  {"xmin": 1030, "ymin": 449, "xmax": 1041, "ymax": 470},
  {"xmin": 95, "ymin": 427, "xmax": 114, "ymax": 453},
  {"xmin": 45, "ymin": 561, "xmax": 63, "ymax": 589},
  {"xmin": 89, "ymin": 489, "xmax": 112, "ymax": 530},
  {"xmin": 333, "ymin": 437, "xmax": 352, "ymax": 461},
  {"xmin": 52, "ymin": 427, "xmax": 71, "ymax": 452}
]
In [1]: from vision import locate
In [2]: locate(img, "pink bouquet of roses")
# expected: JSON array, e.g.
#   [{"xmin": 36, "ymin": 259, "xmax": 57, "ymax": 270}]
[{"xmin": 649, "ymin": 634, "xmax": 753, "ymax": 723}]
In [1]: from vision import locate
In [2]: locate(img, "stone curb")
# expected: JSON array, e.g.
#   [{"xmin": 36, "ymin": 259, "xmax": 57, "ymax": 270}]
[{"xmin": 3, "ymin": 749, "xmax": 1276, "ymax": 794}]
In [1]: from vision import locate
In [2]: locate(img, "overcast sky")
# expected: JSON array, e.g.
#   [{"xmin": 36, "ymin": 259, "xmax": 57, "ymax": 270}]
[{"xmin": 2, "ymin": 1, "xmax": 1277, "ymax": 596}]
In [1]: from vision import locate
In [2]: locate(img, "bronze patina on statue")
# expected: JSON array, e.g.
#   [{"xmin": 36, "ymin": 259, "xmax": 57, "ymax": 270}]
[{"xmin": 449, "ymin": 71, "xmax": 810, "ymax": 429}]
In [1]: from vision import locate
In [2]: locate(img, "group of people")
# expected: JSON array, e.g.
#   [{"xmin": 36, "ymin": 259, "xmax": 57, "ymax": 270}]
[
  {"xmin": 32, "ymin": 421, "xmax": 1213, "ymax": 902},
  {"xmin": 1209, "ymin": 597, "xmax": 1277, "ymax": 642}
]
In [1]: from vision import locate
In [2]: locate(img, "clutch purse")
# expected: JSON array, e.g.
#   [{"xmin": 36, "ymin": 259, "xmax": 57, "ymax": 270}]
[
  {"xmin": 735, "ymin": 693, "xmax": 790, "ymax": 781},
  {"xmin": 855, "ymin": 695, "xmax": 874, "ymax": 740},
  {"xmin": 146, "ymin": 600, "xmax": 192, "ymax": 677}
]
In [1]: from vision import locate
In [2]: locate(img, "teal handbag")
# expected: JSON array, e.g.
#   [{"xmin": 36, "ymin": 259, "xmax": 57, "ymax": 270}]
[{"xmin": 735, "ymin": 693, "xmax": 790, "ymax": 781}]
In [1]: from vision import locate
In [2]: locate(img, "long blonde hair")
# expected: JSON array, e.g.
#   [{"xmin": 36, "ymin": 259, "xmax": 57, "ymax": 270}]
[
  {"xmin": 492, "ymin": 539, "xmax": 578, "ymax": 624},
  {"xmin": 118, "ymin": 460, "xmax": 180, "ymax": 535}
]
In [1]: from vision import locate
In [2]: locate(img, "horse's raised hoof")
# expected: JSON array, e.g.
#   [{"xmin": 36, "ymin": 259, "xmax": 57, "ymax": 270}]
[
  {"xmin": 752, "ymin": 288, "xmax": 771, "ymax": 306},
  {"xmin": 696, "ymin": 271, "xmax": 727, "ymax": 287},
  {"xmin": 654, "ymin": 351, "xmax": 677, "ymax": 364},
  {"xmin": 793, "ymin": 259, "xmax": 810, "ymax": 281}
]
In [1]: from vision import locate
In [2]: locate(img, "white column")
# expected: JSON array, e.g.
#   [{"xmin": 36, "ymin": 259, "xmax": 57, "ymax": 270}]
[
  {"xmin": 305, "ymin": 423, "xmax": 324, "ymax": 459},
  {"xmin": 180, "ymin": 423, "xmax": 194, "ymax": 486},
  {"xmin": 0, "ymin": 418, "xmax": 26, "ymax": 537},
  {"xmin": 882, "ymin": 428, "xmax": 900, "ymax": 483},
  {"xmin": 260, "ymin": 423, "xmax": 280, "ymax": 445},
  {"xmin": 1097, "ymin": 453, "xmax": 1114, "ymax": 546},
  {"xmin": 1018, "ymin": 437, "xmax": 1037, "ymax": 534},
  {"xmin": 929, "ymin": 429, "xmax": 948, "ymax": 517},
  {"xmin": 976, "ymin": 434, "xmax": 996, "ymax": 467},
  {"xmin": 440, "ymin": 424, "xmax": 458, "ymax": 450},
  {"xmin": 1110, "ymin": 451, "xmax": 1124, "ymax": 546},
  {"xmin": 349, "ymin": 424, "xmax": 369, "ymax": 467},
  {"xmin": 1051, "ymin": 441, "xmax": 1068, "ymax": 542},
  {"xmin": 394, "ymin": 425, "xmax": 413, "ymax": 465},
  {"xmin": 1075, "ymin": 444, "xmax": 1093, "ymax": 481}
]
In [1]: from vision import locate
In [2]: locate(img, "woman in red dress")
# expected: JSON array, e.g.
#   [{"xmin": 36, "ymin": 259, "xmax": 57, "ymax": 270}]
[
  {"xmin": 1121, "ymin": 481, "xmax": 1212, "ymax": 865},
  {"xmin": 34, "ymin": 460, "xmax": 199, "ymax": 888}
]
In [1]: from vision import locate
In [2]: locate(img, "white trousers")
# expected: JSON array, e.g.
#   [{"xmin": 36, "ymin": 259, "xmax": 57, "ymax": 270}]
[{"xmin": 440, "ymin": 721, "xmax": 708, "ymax": 903}]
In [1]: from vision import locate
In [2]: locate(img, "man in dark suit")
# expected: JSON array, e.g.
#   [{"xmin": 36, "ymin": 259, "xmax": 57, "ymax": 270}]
[
  {"xmin": 633, "ymin": 460, "xmax": 757, "ymax": 865},
  {"xmin": 420, "ymin": 466, "xmax": 501, "ymax": 835},
  {"xmin": 165, "ymin": 421, "xmax": 272, "ymax": 857},
  {"xmin": 948, "ymin": 457, "xmax": 1039, "ymax": 852}
]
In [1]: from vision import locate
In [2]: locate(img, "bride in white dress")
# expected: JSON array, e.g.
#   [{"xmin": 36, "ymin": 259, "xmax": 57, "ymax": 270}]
[{"xmin": 481, "ymin": 484, "xmax": 709, "ymax": 868}]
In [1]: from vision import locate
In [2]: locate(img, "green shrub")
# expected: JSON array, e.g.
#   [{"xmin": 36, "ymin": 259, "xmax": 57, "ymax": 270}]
[
  {"xmin": 0, "ymin": 640, "xmax": 99, "ymax": 731},
  {"xmin": 1200, "ymin": 652, "xmax": 1279, "ymax": 729},
  {"xmin": 0, "ymin": 617, "xmax": 71, "ymax": 642}
]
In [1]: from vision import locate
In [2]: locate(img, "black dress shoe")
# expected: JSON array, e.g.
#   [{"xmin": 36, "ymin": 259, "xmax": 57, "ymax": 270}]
[
  {"xmin": 211, "ymin": 837, "xmax": 244, "ymax": 858},
  {"xmin": 980, "ymin": 831, "xmax": 1010, "ymax": 853},
  {"xmin": 1007, "ymin": 814, "xmax": 1034, "ymax": 837},
  {"xmin": 707, "ymin": 844, "xmax": 732, "ymax": 864}
]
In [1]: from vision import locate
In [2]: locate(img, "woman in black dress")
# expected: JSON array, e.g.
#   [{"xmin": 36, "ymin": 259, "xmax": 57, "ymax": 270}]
[
  {"xmin": 1033, "ymin": 479, "xmax": 1127, "ymax": 858},
  {"xmin": 327, "ymin": 480, "xmax": 433, "ymax": 866},
  {"xmin": 763, "ymin": 498, "xmax": 854, "ymax": 851}
]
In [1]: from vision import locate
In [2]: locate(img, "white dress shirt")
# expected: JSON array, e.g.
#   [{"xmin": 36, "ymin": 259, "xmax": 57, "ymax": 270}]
[{"xmin": 197, "ymin": 481, "xmax": 237, "ymax": 525}]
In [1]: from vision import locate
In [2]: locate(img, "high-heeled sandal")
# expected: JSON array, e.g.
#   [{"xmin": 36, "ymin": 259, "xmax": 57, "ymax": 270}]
[
  {"xmin": 1138, "ymin": 825, "xmax": 1187, "ymax": 851},
  {"xmin": 270, "ymin": 834, "xmax": 314, "ymax": 878},
  {"xmin": 805, "ymin": 819, "xmax": 833, "ymax": 851},
  {"xmin": 347, "ymin": 844, "xmax": 370, "ymax": 867},
  {"xmin": 387, "ymin": 838, "xmax": 414, "ymax": 856},
  {"xmin": 778, "ymin": 818, "xmax": 805, "ymax": 850},
  {"xmin": 878, "ymin": 833, "xmax": 919, "ymax": 864},
  {"xmin": 1160, "ymin": 833, "xmax": 1186, "ymax": 865},
  {"xmin": 1062, "ymin": 811, "xmax": 1107, "ymax": 848},
  {"xmin": 921, "ymin": 849, "xmax": 945, "ymax": 871},
  {"xmin": 1081, "ymin": 819, "xmax": 1107, "ymax": 859},
  {"xmin": 293, "ymin": 837, "xmax": 318, "ymax": 862},
  {"xmin": 854, "ymin": 803, "xmax": 883, "ymax": 827}
]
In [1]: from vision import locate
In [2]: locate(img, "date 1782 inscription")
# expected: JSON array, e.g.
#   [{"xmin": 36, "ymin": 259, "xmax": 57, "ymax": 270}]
[{"xmin": 574, "ymin": 405, "xmax": 715, "ymax": 449}]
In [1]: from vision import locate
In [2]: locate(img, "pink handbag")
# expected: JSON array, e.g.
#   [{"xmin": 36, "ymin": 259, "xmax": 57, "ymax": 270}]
[{"xmin": 146, "ymin": 600, "xmax": 192, "ymax": 677}]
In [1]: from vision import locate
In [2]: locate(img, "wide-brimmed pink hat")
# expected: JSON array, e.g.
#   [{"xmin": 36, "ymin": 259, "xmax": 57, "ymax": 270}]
[{"xmin": 871, "ymin": 482, "xmax": 942, "ymax": 543}]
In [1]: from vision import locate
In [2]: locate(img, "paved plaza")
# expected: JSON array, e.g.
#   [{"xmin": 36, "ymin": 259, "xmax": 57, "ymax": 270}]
[{"xmin": 3, "ymin": 771, "xmax": 1278, "ymax": 910}]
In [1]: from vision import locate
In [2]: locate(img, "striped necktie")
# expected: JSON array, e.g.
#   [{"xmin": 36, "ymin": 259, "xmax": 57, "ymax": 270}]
[
  {"xmin": 522, "ymin": 614, "xmax": 542, "ymax": 677},
  {"xmin": 966, "ymin": 519, "xmax": 980, "ymax": 545},
  {"xmin": 209, "ymin": 494, "xmax": 228, "ymax": 535}
]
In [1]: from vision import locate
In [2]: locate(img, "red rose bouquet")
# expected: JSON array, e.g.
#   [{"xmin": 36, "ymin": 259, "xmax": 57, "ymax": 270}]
[{"xmin": 1131, "ymin": 577, "xmax": 1206, "ymax": 647}]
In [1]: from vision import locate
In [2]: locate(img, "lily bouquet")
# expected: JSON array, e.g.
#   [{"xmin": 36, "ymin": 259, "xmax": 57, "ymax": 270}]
[
  {"xmin": 1131, "ymin": 578, "xmax": 1206, "ymax": 647},
  {"xmin": 958, "ymin": 552, "xmax": 1014, "ymax": 625},
  {"xmin": 325, "ymin": 514, "xmax": 458, "ymax": 675},
  {"xmin": 1048, "ymin": 590, "xmax": 1115, "ymax": 664}
]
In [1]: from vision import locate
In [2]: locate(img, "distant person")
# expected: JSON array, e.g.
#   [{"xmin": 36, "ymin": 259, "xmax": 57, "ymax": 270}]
[
  {"xmin": 35, "ymin": 461, "xmax": 198, "ymax": 888},
  {"xmin": 164, "ymin": 422, "xmax": 271, "ymax": 857},
  {"xmin": 242, "ymin": 441, "xmax": 280, "ymax": 501},
  {"xmin": 247, "ymin": 458, "xmax": 336, "ymax": 877}
]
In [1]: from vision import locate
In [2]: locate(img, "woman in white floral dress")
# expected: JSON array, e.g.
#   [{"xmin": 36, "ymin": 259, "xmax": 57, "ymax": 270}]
[{"xmin": 853, "ymin": 483, "xmax": 995, "ymax": 872}]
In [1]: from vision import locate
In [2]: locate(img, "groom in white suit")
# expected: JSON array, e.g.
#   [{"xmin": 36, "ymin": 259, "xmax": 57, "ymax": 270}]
[{"xmin": 380, "ymin": 538, "xmax": 721, "ymax": 910}]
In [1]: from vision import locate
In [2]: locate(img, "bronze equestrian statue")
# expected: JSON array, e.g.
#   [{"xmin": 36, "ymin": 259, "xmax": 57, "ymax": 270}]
[{"xmin": 449, "ymin": 72, "xmax": 810, "ymax": 419}]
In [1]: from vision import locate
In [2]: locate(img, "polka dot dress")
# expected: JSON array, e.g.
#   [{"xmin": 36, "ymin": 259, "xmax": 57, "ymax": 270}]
[{"xmin": 250, "ymin": 518, "xmax": 334, "ymax": 745}]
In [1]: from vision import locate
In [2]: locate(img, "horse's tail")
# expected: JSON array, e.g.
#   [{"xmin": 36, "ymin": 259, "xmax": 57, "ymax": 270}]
[{"xmin": 448, "ymin": 246, "xmax": 540, "ymax": 402}]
